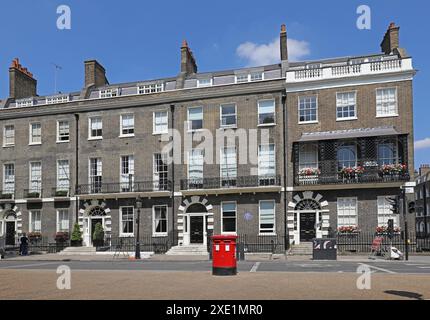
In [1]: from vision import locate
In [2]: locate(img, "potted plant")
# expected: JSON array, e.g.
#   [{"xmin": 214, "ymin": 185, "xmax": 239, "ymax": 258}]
[
  {"xmin": 298, "ymin": 168, "xmax": 321, "ymax": 176},
  {"xmin": 92, "ymin": 222, "xmax": 105, "ymax": 247},
  {"xmin": 55, "ymin": 232, "xmax": 69, "ymax": 243},
  {"xmin": 376, "ymin": 225, "xmax": 401, "ymax": 235},
  {"xmin": 70, "ymin": 223, "xmax": 83, "ymax": 247},
  {"xmin": 55, "ymin": 190, "xmax": 69, "ymax": 197},
  {"xmin": 0, "ymin": 193, "xmax": 13, "ymax": 199},
  {"xmin": 379, "ymin": 164, "xmax": 407, "ymax": 178},
  {"xmin": 26, "ymin": 191, "xmax": 40, "ymax": 198},
  {"xmin": 337, "ymin": 226, "xmax": 360, "ymax": 235},
  {"xmin": 339, "ymin": 166, "xmax": 364, "ymax": 179},
  {"xmin": 28, "ymin": 232, "xmax": 42, "ymax": 243}
]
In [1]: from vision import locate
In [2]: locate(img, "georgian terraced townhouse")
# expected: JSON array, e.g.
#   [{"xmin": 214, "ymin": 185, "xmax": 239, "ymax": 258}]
[{"xmin": 0, "ymin": 23, "xmax": 416, "ymax": 254}]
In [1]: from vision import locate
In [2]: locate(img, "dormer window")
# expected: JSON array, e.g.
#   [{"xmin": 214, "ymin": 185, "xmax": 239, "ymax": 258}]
[
  {"xmin": 46, "ymin": 95, "xmax": 70, "ymax": 104},
  {"xmin": 99, "ymin": 88, "xmax": 119, "ymax": 98},
  {"xmin": 138, "ymin": 83, "xmax": 164, "ymax": 94},
  {"xmin": 197, "ymin": 78, "xmax": 212, "ymax": 87},
  {"xmin": 235, "ymin": 74, "xmax": 248, "ymax": 83},
  {"xmin": 250, "ymin": 72, "xmax": 263, "ymax": 82},
  {"xmin": 16, "ymin": 98, "xmax": 34, "ymax": 108}
]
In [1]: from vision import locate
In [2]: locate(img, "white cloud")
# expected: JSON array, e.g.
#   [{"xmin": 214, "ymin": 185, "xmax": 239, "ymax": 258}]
[
  {"xmin": 415, "ymin": 138, "xmax": 430, "ymax": 150},
  {"xmin": 236, "ymin": 38, "xmax": 310, "ymax": 66}
]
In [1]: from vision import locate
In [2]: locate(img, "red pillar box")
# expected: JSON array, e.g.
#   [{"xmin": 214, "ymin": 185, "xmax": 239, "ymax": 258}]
[{"xmin": 211, "ymin": 235, "xmax": 237, "ymax": 276}]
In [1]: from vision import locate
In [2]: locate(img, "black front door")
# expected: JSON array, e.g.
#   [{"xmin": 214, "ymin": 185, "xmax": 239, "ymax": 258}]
[
  {"xmin": 300, "ymin": 213, "xmax": 316, "ymax": 242},
  {"xmin": 190, "ymin": 216, "xmax": 204, "ymax": 244},
  {"xmin": 6, "ymin": 222, "xmax": 15, "ymax": 246},
  {"xmin": 91, "ymin": 218, "xmax": 103, "ymax": 244}
]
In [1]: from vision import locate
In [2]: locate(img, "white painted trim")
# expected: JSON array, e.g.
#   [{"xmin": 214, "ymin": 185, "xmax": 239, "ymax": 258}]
[
  {"xmin": 219, "ymin": 103, "xmax": 237, "ymax": 129},
  {"xmin": 258, "ymin": 199, "xmax": 276, "ymax": 234},
  {"xmin": 220, "ymin": 201, "xmax": 237, "ymax": 234},
  {"xmin": 152, "ymin": 204, "xmax": 168, "ymax": 236},
  {"xmin": 257, "ymin": 98, "xmax": 276, "ymax": 126},
  {"xmin": 152, "ymin": 110, "xmax": 169, "ymax": 135},
  {"xmin": 119, "ymin": 113, "xmax": 135, "ymax": 137},
  {"xmin": 119, "ymin": 206, "xmax": 135, "ymax": 237}
]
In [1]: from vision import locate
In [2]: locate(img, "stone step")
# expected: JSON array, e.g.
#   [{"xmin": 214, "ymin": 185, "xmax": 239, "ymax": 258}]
[
  {"xmin": 59, "ymin": 246, "xmax": 97, "ymax": 255},
  {"xmin": 166, "ymin": 245, "xmax": 209, "ymax": 256}
]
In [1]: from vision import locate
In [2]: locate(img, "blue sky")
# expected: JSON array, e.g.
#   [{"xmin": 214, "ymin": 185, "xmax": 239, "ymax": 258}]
[{"xmin": 0, "ymin": 0, "xmax": 429, "ymax": 169}]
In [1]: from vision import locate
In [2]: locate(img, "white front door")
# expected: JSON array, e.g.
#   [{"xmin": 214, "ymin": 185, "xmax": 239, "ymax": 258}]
[{"xmin": 84, "ymin": 216, "xmax": 105, "ymax": 247}]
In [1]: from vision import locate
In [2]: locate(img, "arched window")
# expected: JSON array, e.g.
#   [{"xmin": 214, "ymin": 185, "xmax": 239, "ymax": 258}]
[
  {"xmin": 337, "ymin": 144, "xmax": 357, "ymax": 169},
  {"xmin": 378, "ymin": 142, "xmax": 397, "ymax": 166},
  {"xmin": 89, "ymin": 206, "xmax": 106, "ymax": 217},
  {"xmin": 295, "ymin": 199, "xmax": 321, "ymax": 211}
]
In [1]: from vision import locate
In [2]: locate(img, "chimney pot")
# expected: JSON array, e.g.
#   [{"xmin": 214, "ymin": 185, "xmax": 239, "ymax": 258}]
[
  {"xmin": 381, "ymin": 22, "xmax": 400, "ymax": 55},
  {"xmin": 9, "ymin": 58, "xmax": 37, "ymax": 99},
  {"xmin": 180, "ymin": 40, "xmax": 197, "ymax": 74}
]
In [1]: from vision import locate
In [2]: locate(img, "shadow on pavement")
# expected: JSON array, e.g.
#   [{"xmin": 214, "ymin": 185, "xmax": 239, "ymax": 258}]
[{"xmin": 384, "ymin": 290, "xmax": 424, "ymax": 300}]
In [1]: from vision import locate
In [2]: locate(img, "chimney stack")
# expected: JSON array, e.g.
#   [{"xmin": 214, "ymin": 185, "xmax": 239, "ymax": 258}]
[
  {"xmin": 420, "ymin": 164, "xmax": 430, "ymax": 177},
  {"xmin": 9, "ymin": 58, "xmax": 37, "ymax": 99},
  {"xmin": 84, "ymin": 60, "xmax": 109, "ymax": 88},
  {"xmin": 180, "ymin": 40, "xmax": 197, "ymax": 74},
  {"xmin": 381, "ymin": 22, "xmax": 400, "ymax": 55},
  {"xmin": 280, "ymin": 24, "xmax": 288, "ymax": 61}
]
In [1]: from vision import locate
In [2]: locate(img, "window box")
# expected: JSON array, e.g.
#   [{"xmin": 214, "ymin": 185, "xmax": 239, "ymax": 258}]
[
  {"xmin": 0, "ymin": 193, "xmax": 13, "ymax": 200},
  {"xmin": 339, "ymin": 166, "xmax": 364, "ymax": 179},
  {"xmin": 375, "ymin": 226, "xmax": 401, "ymax": 236},
  {"xmin": 28, "ymin": 232, "xmax": 42, "ymax": 243},
  {"xmin": 27, "ymin": 192, "xmax": 41, "ymax": 198},
  {"xmin": 54, "ymin": 232, "xmax": 69, "ymax": 242},
  {"xmin": 379, "ymin": 164, "xmax": 407, "ymax": 176},
  {"xmin": 55, "ymin": 190, "xmax": 69, "ymax": 197},
  {"xmin": 298, "ymin": 168, "xmax": 321, "ymax": 176},
  {"xmin": 337, "ymin": 226, "xmax": 361, "ymax": 235}
]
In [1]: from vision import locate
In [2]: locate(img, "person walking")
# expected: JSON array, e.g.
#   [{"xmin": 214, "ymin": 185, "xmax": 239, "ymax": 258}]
[{"xmin": 20, "ymin": 233, "xmax": 29, "ymax": 256}]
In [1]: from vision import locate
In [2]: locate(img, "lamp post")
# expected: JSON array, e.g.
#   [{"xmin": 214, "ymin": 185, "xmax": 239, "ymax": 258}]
[{"xmin": 135, "ymin": 196, "xmax": 143, "ymax": 259}]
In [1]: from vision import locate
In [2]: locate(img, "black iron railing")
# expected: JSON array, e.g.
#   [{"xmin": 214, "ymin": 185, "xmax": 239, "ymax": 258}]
[
  {"xmin": 76, "ymin": 180, "xmax": 172, "ymax": 195},
  {"xmin": 294, "ymin": 160, "xmax": 410, "ymax": 186},
  {"xmin": 104, "ymin": 233, "xmax": 174, "ymax": 253},
  {"xmin": 207, "ymin": 234, "xmax": 285, "ymax": 254},
  {"xmin": 181, "ymin": 175, "xmax": 281, "ymax": 190}
]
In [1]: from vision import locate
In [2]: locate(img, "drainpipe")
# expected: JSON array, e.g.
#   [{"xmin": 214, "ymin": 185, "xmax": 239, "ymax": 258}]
[
  {"xmin": 170, "ymin": 104, "xmax": 176, "ymax": 246},
  {"xmin": 282, "ymin": 93, "xmax": 289, "ymax": 251},
  {"xmin": 424, "ymin": 183, "xmax": 428, "ymax": 236},
  {"xmin": 74, "ymin": 114, "xmax": 80, "ymax": 222}
]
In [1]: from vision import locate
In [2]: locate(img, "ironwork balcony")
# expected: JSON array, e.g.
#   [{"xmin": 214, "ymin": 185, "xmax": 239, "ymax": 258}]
[
  {"xmin": 51, "ymin": 188, "xmax": 71, "ymax": 197},
  {"xmin": 24, "ymin": 188, "xmax": 43, "ymax": 199},
  {"xmin": 180, "ymin": 175, "xmax": 281, "ymax": 190},
  {"xmin": 294, "ymin": 161, "xmax": 410, "ymax": 186},
  {"xmin": 76, "ymin": 180, "xmax": 172, "ymax": 195},
  {"xmin": 0, "ymin": 190, "xmax": 15, "ymax": 200}
]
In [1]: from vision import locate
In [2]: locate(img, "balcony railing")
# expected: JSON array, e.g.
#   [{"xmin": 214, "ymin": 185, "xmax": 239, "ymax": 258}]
[
  {"xmin": 180, "ymin": 175, "xmax": 281, "ymax": 190},
  {"xmin": 286, "ymin": 57, "xmax": 413, "ymax": 83},
  {"xmin": 76, "ymin": 180, "xmax": 171, "ymax": 195},
  {"xmin": 294, "ymin": 161, "xmax": 409, "ymax": 186}
]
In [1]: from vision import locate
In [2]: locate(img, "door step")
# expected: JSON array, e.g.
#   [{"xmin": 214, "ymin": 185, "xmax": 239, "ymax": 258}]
[
  {"xmin": 166, "ymin": 245, "xmax": 209, "ymax": 256},
  {"xmin": 288, "ymin": 242, "xmax": 313, "ymax": 255},
  {"xmin": 59, "ymin": 246, "xmax": 97, "ymax": 255}
]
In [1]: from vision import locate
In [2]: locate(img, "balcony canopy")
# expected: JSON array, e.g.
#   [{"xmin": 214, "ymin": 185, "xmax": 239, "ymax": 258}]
[{"xmin": 297, "ymin": 126, "xmax": 400, "ymax": 142}]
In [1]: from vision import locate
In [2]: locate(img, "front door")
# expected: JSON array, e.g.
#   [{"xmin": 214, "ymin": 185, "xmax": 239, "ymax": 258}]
[
  {"xmin": 190, "ymin": 216, "xmax": 204, "ymax": 244},
  {"xmin": 5, "ymin": 221, "xmax": 15, "ymax": 246},
  {"xmin": 300, "ymin": 212, "xmax": 316, "ymax": 242},
  {"xmin": 90, "ymin": 218, "xmax": 103, "ymax": 244}
]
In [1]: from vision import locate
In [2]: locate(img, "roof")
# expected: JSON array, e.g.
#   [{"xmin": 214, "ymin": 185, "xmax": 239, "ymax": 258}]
[{"xmin": 297, "ymin": 126, "xmax": 400, "ymax": 142}]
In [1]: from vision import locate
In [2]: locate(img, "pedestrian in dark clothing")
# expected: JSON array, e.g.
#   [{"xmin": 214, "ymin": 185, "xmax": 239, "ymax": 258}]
[{"xmin": 20, "ymin": 233, "xmax": 29, "ymax": 256}]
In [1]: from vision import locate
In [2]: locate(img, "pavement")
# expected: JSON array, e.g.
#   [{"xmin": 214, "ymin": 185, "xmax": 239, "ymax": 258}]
[{"xmin": 2, "ymin": 255, "xmax": 430, "ymax": 299}]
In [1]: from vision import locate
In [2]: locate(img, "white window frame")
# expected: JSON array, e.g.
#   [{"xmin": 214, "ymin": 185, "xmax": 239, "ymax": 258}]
[
  {"xmin": 120, "ymin": 155, "xmax": 134, "ymax": 192},
  {"xmin": 298, "ymin": 95, "xmax": 318, "ymax": 124},
  {"xmin": 152, "ymin": 205, "xmax": 168, "ymax": 236},
  {"xmin": 153, "ymin": 111, "xmax": 169, "ymax": 135},
  {"xmin": 46, "ymin": 95, "xmax": 69, "ymax": 104},
  {"xmin": 3, "ymin": 125, "xmax": 15, "ymax": 147},
  {"xmin": 99, "ymin": 88, "xmax": 119, "ymax": 99},
  {"xmin": 119, "ymin": 206, "xmax": 134, "ymax": 237},
  {"xmin": 89, "ymin": 157, "xmax": 102, "ymax": 192},
  {"xmin": 3, "ymin": 163, "xmax": 15, "ymax": 195},
  {"xmin": 197, "ymin": 78, "xmax": 213, "ymax": 88},
  {"xmin": 258, "ymin": 144, "xmax": 276, "ymax": 178},
  {"xmin": 56, "ymin": 120, "xmax": 70, "ymax": 143},
  {"xmin": 187, "ymin": 149, "xmax": 204, "ymax": 183},
  {"xmin": 56, "ymin": 209, "xmax": 70, "ymax": 233},
  {"xmin": 138, "ymin": 83, "xmax": 164, "ymax": 95},
  {"xmin": 336, "ymin": 91, "xmax": 357, "ymax": 121},
  {"xmin": 29, "ymin": 122, "xmax": 42, "ymax": 145},
  {"xmin": 187, "ymin": 106, "xmax": 203, "ymax": 132},
  {"xmin": 88, "ymin": 117, "xmax": 103, "ymax": 140},
  {"xmin": 29, "ymin": 210, "xmax": 42, "ymax": 233},
  {"xmin": 153, "ymin": 153, "xmax": 168, "ymax": 191},
  {"xmin": 220, "ymin": 146, "xmax": 237, "ymax": 184},
  {"xmin": 56, "ymin": 159, "xmax": 70, "ymax": 192},
  {"xmin": 259, "ymin": 200, "xmax": 276, "ymax": 235},
  {"xmin": 120, "ymin": 113, "xmax": 135, "ymax": 137},
  {"xmin": 235, "ymin": 74, "xmax": 249, "ymax": 83},
  {"xmin": 376, "ymin": 87, "xmax": 398, "ymax": 117},
  {"xmin": 250, "ymin": 72, "xmax": 264, "ymax": 82},
  {"xmin": 29, "ymin": 161, "xmax": 42, "ymax": 193},
  {"xmin": 377, "ymin": 196, "xmax": 399, "ymax": 227},
  {"xmin": 337, "ymin": 197, "xmax": 358, "ymax": 228},
  {"xmin": 219, "ymin": 103, "xmax": 237, "ymax": 129},
  {"xmin": 221, "ymin": 201, "xmax": 237, "ymax": 235},
  {"xmin": 257, "ymin": 99, "xmax": 276, "ymax": 126}
]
